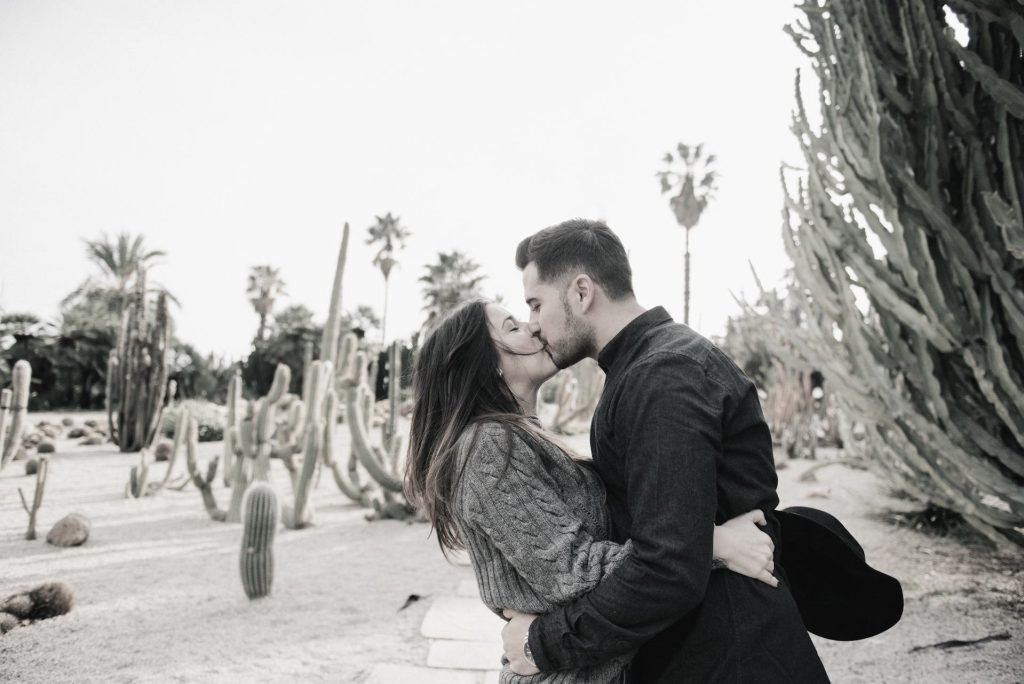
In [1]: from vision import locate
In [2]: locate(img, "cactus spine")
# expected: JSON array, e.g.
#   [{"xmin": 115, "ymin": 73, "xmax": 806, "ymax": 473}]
[
  {"xmin": 240, "ymin": 482, "xmax": 277, "ymax": 599},
  {"xmin": 1, "ymin": 360, "xmax": 31, "ymax": 472}
]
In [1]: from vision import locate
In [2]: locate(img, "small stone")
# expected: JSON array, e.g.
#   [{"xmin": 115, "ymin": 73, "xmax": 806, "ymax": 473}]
[
  {"xmin": 79, "ymin": 436, "xmax": 104, "ymax": 446},
  {"xmin": 25, "ymin": 457, "xmax": 39, "ymax": 476},
  {"xmin": 37, "ymin": 441, "xmax": 56, "ymax": 454},
  {"xmin": 46, "ymin": 513, "xmax": 90, "ymax": 547},
  {"xmin": 67, "ymin": 427, "xmax": 87, "ymax": 439},
  {"xmin": 60, "ymin": 417, "xmax": 74, "ymax": 427},
  {"xmin": 153, "ymin": 439, "xmax": 174, "ymax": 462}
]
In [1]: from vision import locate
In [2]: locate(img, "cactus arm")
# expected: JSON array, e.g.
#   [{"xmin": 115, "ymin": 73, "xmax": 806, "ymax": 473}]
[
  {"xmin": 320, "ymin": 389, "xmax": 369, "ymax": 504},
  {"xmin": 1, "ymin": 361, "xmax": 31, "ymax": 471},
  {"xmin": 147, "ymin": 402, "xmax": 188, "ymax": 494},
  {"xmin": 319, "ymin": 223, "xmax": 350, "ymax": 369},
  {"xmin": 184, "ymin": 414, "xmax": 228, "ymax": 522},
  {"xmin": 283, "ymin": 419, "xmax": 321, "ymax": 529},
  {"xmin": 240, "ymin": 482, "xmax": 277, "ymax": 599},
  {"xmin": 347, "ymin": 384, "xmax": 402, "ymax": 492},
  {"xmin": 18, "ymin": 456, "xmax": 47, "ymax": 540},
  {"xmin": 253, "ymin": 364, "xmax": 290, "ymax": 480},
  {"xmin": 222, "ymin": 371, "xmax": 242, "ymax": 487},
  {"xmin": 0, "ymin": 388, "xmax": 10, "ymax": 461}
]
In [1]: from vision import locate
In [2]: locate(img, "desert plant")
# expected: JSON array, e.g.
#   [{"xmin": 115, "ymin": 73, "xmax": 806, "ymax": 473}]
[
  {"xmin": 0, "ymin": 360, "xmax": 31, "ymax": 472},
  {"xmin": 18, "ymin": 456, "xmax": 47, "ymax": 540},
  {"xmin": 240, "ymin": 482, "xmax": 278, "ymax": 599},
  {"xmin": 246, "ymin": 265, "xmax": 287, "ymax": 343},
  {"xmin": 758, "ymin": 0, "xmax": 1024, "ymax": 546},
  {"xmin": 106, "ymin": 268, "xmax": 173, "ymax": 452},
  {"xmin": 656, "ymin": 142, "xmax": 719, "ymax": 325},
  {"xmin": 548, "ymin": 359, "xmax": 605, "ymax": 435},
  {"xmin": 419, "ymin": 251, "xmax": 485, "ymax": 336}
]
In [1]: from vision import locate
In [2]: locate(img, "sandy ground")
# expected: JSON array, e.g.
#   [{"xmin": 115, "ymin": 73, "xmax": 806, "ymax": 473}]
[{"xmin": 1, "ymin": 412, "xmax": 1022, "ymax": 683}]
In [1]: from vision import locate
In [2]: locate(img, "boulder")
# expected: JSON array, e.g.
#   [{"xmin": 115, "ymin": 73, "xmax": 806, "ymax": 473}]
[{"xmin": 46, "ymin": 514, "xmax": 90, "ymax": 547}]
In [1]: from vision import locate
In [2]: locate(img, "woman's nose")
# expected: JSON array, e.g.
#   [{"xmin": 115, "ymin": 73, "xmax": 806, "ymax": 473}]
[{"xmin": 528, "ymin": 320, "xmax": 540, "ymax": 335}]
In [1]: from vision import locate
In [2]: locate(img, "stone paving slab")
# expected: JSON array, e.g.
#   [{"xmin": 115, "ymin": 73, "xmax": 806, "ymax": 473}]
[
  {"xmin": 365, "ymin": 664, "xmax": 482, "ymax": 684},
  {"xmin": 427, "ymin": 638, "xmax": 504, "ymax": 671},
  {"xmin": 421, "ymin": 595, "xmax": 504, "ymax": 641}
]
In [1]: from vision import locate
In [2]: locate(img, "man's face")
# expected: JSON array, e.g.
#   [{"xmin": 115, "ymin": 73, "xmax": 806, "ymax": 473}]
[{"xmin": 522, "ymin": 262, "xmax": 595, "ymax": 369}]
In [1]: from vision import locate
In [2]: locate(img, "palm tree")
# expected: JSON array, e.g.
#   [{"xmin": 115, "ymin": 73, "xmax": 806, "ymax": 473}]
[
  {"xmin": 419, "ymin": 251, "xmax": 486, "ymax": 335},
  {"xmin": 246, "ymin": 265, "xmax": 287, "ymax": 343},
  {"xmin": 656, "ymin": 143, "xmax": 719, "ymax": 326},
  {"xmin": 366, "ymin": 213, "xmax": 411, "ymax": 344},
  {"xmin": 72, "ymin": 232, "xmax": 168, "ymax": 314}
]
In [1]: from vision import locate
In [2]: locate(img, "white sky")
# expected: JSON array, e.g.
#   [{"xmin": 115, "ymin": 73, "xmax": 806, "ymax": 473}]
[{"xmin": 0, "ymin": 0, "xmax": 813, "ymax": 360}]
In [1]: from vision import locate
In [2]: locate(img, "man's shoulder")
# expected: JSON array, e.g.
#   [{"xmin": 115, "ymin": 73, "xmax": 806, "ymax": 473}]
[{"xmin": 628, "ymin": 324, "xmax": 746, "ymax": 390}]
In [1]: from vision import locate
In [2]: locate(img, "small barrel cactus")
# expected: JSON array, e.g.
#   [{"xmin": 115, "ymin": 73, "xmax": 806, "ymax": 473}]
[{"xmin": 240, "ymin": 482, "xmax": 278, "ymax": 599}]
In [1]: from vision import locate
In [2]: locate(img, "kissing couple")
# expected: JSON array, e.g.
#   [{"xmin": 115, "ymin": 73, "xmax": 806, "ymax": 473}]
[{"xmin": 404, "ymin": 219, "xmax": 903, "ymax": 683}]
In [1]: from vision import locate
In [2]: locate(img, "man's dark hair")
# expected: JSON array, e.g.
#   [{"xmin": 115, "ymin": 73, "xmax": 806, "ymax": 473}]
[{"xmin": 515, "ymin": 218, "xmax": 634, "ymax": 299}]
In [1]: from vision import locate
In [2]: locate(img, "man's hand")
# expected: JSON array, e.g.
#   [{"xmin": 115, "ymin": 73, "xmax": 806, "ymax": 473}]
[{"xmin": 502, "ymin": 609, "xmax": 540, "ymax": 675}]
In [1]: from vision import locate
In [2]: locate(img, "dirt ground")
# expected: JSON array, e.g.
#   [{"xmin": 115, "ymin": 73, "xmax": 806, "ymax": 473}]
[{"xmin": 1, "ymin": 412, "xmax": 1022, "ymax": 683}]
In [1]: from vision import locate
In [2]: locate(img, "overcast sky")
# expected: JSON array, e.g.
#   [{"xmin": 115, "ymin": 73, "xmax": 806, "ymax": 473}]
[{"xmin": 0, "ymin": 0, "xmax": 814, "ymax": 359}]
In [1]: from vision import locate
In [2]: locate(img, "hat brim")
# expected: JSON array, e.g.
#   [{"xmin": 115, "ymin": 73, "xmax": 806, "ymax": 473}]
[{"xmin": 776, "ymin": 508, "xmax": 904, "ymax": 641}]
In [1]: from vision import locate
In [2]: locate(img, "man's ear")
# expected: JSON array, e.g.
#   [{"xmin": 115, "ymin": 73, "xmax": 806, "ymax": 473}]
[{"xmin": 573, "ymin": 275, "xmax": 596, "ymax": 314}]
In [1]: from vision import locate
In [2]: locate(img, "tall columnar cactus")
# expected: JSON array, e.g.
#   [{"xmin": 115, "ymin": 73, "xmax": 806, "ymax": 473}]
[
  {"xmin": 282, "ymin": 359, "xmax": 332, "ymax": 529},
  {"xmin": 107, "ymin": 268, "xmax": 173, "ymax": 452},
  {"xmin": 240, "ymin": 481, "xmax": 278, "ymax": 599},
  {"xmin": 758, "ymin": 0, "xmax": 1024, "ymax": 546},
  {"xmin": 320, "ymin": 223, "xmax": 350, "ymax": 370},
  {"xmin": 344, "ymin": 345, "xmax": 404, "ymax": 494},
  {"xmin": 1, "ymin": 360, "xmax": 32, "ymax": 472},
  {"xmin": 222, "ymin": 370, "xmax": 243, "ymax": 488}
]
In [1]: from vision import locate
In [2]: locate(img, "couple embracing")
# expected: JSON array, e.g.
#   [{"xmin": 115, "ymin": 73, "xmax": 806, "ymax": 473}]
[{"xmin": 404, "ymin": 219, "xmax": 901, "ymax": 683}]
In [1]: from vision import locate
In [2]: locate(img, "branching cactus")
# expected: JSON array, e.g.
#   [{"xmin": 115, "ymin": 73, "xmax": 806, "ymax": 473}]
[
  {"xmin": 240, "ymin": 481, "xmax": 277, "ymax": 600},
  {"xmin": 106, "ymin": 268, "xmax": 173, "ymax": 452},
  {"xmin": 18, "ymin": 456, "xmax": 47, "ymax": 540},
  {"xmin": 183, "ymin": 412, "xmax": 228, "ymax": 522},
  {"xmin": 346, "ymin": 368, "xmax": 403, "ymax": 494},
  {"xmin": 282, "ymin": 360, "xmax": 332, "ymax": 529},
  {"xmin": 1, "ymin": 360, "xmax": 32, "ymax": 472},
  {"xmin": 126, "ymin": 451, "xmax": 150, "ymax": 498}
]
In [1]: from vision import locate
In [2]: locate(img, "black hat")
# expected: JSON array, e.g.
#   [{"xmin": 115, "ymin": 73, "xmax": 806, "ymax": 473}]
[{"xmin": 776, "ymin": 506, "xmax": 904, "ymax": 641}]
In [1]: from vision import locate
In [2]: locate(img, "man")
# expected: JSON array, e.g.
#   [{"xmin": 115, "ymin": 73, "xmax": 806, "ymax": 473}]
[{"xmin": 501, "ymin": 219, "xmax": 829, "ymax": 683}]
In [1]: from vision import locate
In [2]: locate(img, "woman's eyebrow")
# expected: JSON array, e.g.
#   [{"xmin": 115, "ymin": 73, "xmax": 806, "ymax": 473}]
[{"xmin": 503, "ymin": 315, "xmax": 516, "ymax": 328}]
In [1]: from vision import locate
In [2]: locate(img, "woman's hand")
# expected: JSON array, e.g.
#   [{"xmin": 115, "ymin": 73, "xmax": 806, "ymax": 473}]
[{"xmin": 713, "ymin": 509, "xmax": 778, "ymax": 587}]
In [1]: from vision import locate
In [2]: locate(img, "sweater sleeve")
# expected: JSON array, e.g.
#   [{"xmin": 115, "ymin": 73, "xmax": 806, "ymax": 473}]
[{"xmin": 457, "ymin": 423, "xmax": 633, "ymax": 607}]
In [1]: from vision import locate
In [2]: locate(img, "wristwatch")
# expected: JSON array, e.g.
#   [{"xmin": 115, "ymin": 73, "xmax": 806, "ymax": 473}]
[{"xmin": 523, "ymin": 634, "xmax": 536, "ymax": 666}]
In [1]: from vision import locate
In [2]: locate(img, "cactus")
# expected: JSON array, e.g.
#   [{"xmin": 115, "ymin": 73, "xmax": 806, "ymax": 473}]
[
  {"xmin": 106, "ymin": 268, "xmax": 173, "ymax": 452},
  {"xmin": 239, "ymin": 482, "xmax": 278, "ymax": 599},
  {"xmin": 222, "ymin": 370, "xmax": 242, "ymax": 487},
  {"xmin": 282, "ymin": 360, "xmax": 332, "ymax": 529},
  {"xmin": 183, "ymin": 412, "xmax": 228, "ymax": 522},
  {"xmin": 754, "ymin": 0, "xmax": 1024, "ymax": 546},
  {"xmin": 320, "ymin": 223, "xmax": 350, "ymax": 370},
  {"xmin": 126, "ymin": 450, "xmax": 150, "ymax": 498},
  {"xmin": 18, "ymin": 456, "xmax": 47, "ymax": 540},
  {"xmin": 1, "ymin": 360, "xmax": 32, "ymax": 472}
]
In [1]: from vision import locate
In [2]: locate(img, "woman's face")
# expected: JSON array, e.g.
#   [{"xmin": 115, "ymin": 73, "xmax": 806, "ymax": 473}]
[{"xmin": 486, "ymin": 303, "xmax": 558, "ymax": 389}]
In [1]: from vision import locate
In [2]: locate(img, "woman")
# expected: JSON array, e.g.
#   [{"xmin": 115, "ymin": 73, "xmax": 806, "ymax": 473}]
[{"xmin": 405, "ymin": 300, "xmax": 777, "ymax": 683}]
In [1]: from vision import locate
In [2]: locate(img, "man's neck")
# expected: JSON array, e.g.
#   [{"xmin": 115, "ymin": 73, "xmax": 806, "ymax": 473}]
[{"xmin": 590, "ymin": 298, "xmax": 647, "ymax": 359}]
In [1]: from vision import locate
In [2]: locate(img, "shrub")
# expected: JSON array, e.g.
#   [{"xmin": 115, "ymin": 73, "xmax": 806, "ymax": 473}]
[{"xmin": 160, "ymin": 399, "xmax": 226, "ymax": 443}]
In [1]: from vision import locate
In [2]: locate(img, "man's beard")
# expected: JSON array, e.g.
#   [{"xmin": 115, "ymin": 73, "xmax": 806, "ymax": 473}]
[{"xmin": 547, "ymin": 295, "xmax": 595, "ymax": 370}]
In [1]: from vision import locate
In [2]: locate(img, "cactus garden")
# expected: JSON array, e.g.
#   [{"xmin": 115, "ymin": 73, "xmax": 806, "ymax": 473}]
[{"xmin": 1, "ymin": 1, "xmax": 1022, "ymax": 682}]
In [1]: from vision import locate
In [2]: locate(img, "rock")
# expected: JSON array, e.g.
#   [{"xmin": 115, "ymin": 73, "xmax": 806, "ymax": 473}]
[
  {"xmin": 46, "ymin": 514, "xmax": 90, "ymax": 547},
  {"xmin": 39, "ymin": 425, "xmax": 61, "ymax": 439},
  {"xmin": 153, "ymin": 439, "xmax": 174, "ymax": 462},
  {"xmin": 67, "ymin": 427, "xmax": 87, "ymax": 439},
  {"xmin": 22, "ymin": 433, "xmax": 42, "ymax": 448},
  {"xmin": 61, "ymin": 417, "xmax": 74, "ymax": 427},
  {"xmin": 0, "ymin": 612, "xmax": 20, "ymax": 634},
  {"xmin": 78, "ymin": 436, "xmax": 104, "ymax": 446},
  {"xmin": 25, "ymin": 457, "xmax": 39, "ymax": 476},
  {"xmin": 37, "ymin": 441, "xmax": 56, "ymax": 454},
  {"xmin": 83, "ymin": 419, "xmax": 99, "ymax": 428}
]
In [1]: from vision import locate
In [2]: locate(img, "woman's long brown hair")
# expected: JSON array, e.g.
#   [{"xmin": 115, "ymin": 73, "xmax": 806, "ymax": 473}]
[{"xmin": 404, "ymin": 300, "xmax": 558, "ymax": 555}]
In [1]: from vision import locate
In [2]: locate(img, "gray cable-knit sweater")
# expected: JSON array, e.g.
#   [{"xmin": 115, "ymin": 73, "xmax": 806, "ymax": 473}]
[{"xmin": 455, "ymin": 422, "xmax": 634, "ymax": 684}]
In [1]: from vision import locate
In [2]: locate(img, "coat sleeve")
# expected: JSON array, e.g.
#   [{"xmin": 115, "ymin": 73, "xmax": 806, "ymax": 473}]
[
  {"xmin": 458, "ymin": 424, "xmax": 633, "ymax": 607},
  {"xmin": 529, "ymin": 354, "xmax": 723, "ymax": 671}
]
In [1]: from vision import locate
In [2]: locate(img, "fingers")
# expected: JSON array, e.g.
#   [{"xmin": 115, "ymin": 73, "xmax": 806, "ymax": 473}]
[
  {"xmin": 751, "ymin": 509, "xmax": 767, "ymax": 526},
  {"xmin": 758, "ymin": 569, "xmax": 780, "ymax": 587},
  {"xmin": 502, "ymin": 609, "xmax": 514, "ymax": 620}
]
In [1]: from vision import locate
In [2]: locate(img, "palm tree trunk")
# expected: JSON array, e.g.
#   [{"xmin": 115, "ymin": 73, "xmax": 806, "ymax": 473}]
[
  {"xmin": 683, "ymin": 227, "xmax": 691, "ymax": 326},
  {"xmin": 381, "ymin": 276, "xmax": 390, "ymax": 345},
  {"xmin": 256, "ymin": 314, "xmax": 267, "ymax": 343}
]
